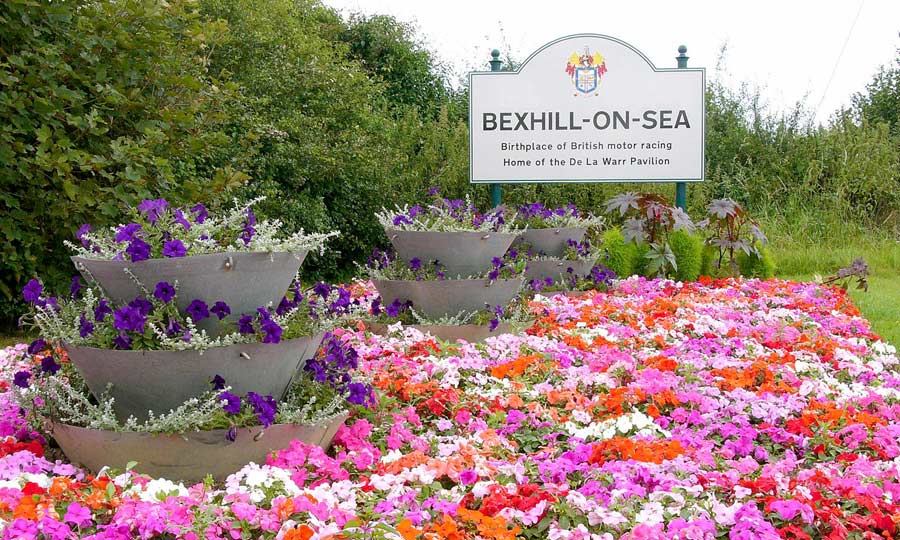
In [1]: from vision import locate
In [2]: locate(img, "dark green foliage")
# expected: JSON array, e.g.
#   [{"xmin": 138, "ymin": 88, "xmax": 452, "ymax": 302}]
[
  {"xmin": 669, "ymin": 230, "xmax": 704, "ymax": 282},
  {"xmin": 339, "ymin": 14, "xmax": 457, "ymax": 119},
  {"xmin": 0, "ymin": 0, "xmax": 239, "ymax": 327},
  {"xmin": 848, "ymin": 52, "xmax": 900, "ymax": 137},
  {"xmin": 737, "ymin": 248, "xmax": 776, "ymax": 279},
  {"xmin": 599, "ymin": 228, "xmax": 636, "ymax": 278},
  {"xmin": 700, "ymin": 245, "xmax": 716, "ymax": 277}
]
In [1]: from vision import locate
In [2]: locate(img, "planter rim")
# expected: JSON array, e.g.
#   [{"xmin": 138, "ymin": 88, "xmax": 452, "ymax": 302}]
[
  {"xmin": 61, "ymin": 333, "xmax": 322, "ymax": 355},
  {"xmin": 372, "ymin": 277, "xmax": 522, "ymax": 285},
  {"xmin": 50, "ymin": 420, "xmax": 341, "ymax": 437},
  {"xmin": 384, "ymin": 228, "xmax": 519, "ymax": 238},
  {"xmin": 71, "ymin": 250, "xmax": 306, "ymax": 264}
]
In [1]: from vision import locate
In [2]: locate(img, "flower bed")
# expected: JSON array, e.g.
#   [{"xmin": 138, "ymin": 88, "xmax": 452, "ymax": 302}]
[{"xmin": 2, "ymin": 277, "xmax": 900, "ymax": 539}]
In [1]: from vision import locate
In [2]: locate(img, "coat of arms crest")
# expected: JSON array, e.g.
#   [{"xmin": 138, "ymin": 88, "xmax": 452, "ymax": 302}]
[{"xmin": 565, "ymin": 46, "xmax": 607, "ymax": 96}]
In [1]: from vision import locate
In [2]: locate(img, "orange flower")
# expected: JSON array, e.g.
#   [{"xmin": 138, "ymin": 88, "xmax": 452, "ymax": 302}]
[
  {"xmin": 397, "ymin": 518, "xmax": 422, "ymax": 540},
  {"xmin": 284, "ymin": 524, "xmax": 314, "ymax": 540}
]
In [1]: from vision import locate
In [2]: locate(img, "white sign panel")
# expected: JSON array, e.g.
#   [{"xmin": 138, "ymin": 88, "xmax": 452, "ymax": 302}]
[{"xmin": 469, "ymin": 34, "xmax": 705, "ymax": 183}]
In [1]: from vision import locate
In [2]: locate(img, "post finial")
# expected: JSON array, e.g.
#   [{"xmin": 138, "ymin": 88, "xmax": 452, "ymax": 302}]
[
  {"xmin": 491, "ymin": 49, "xmax": 501, "ymax": 59},
  {"xmin": 678, "ymin": 45, "xmax": 687, "ymax": 54},
  {"xmin": 676, "ymin": 45, "xmax": 689, "ymax": 69}
]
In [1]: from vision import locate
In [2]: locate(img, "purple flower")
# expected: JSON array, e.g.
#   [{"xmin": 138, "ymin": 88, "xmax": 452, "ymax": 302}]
[
  {"xmin": 13, "ymin": 371, "xmax": 31, "ymax": 388},
  {"xmin": 487, "ymin": 268, "xmax": 500, "ymax": 281},
  {"xmin": 128, "ymin": 296, "xmax": 152, "ymax": 316},
  {"xmin": 275, "ymin": 295, "xmax": 298, "ymax": 316},
  {"xmin": 237, "ymin": 314, "xmax": 255, "ymax": 334},
  {"xmin": 76, "ymin": 224, "xmax": 93, "ymax": 249},
  {"xmin": 186, "ymin": 299, "xmax": 209, "ymax": 322},
  {"xmin": 126, "ymin": 238, "xmax": 151, "ymax": 262},
  {"xmin": 165, "ymin": 317, "xmax": 182, "ymax": 337},
  {"xmin": 23, "ymin": 279, "xmax": 43, "ymax": 304},
  {"xmin": 94, "ymin": 299, "xmax": 112, "ymax": 322},
  {"xmin": 428, "ymin": 186, "xmax": 441, "ymax": 196},
  {"xmin": 220, "ymin": 391, "xmax": 241, "ymax": 415},
  {"xmin": 240, "ymin": 225, "xmax": 255, "ymax": 246},
  {"xmin": 211, "ymin": 301, "xmax": 231, "ymax": 320},
  {"xmin": 79, "ymin": 313, "xmax": 94, "ymax": 338},
  {"xmin": 459, "ymin": 469, "xmax": 478, "ymax": 485},
  {"xmin": 137, "ymin": 199, "xmax": 168, "ymax": 223},
  {"xmin": 191, "ymin": 203, "xmax": 208, "ymax": 223},
  {"xmin": 27, "ymin": 339, "xmax": 48, "ymax": 355},
  {"xmin": 69, "ymin": 276, "xmax": 82, "ymax": 298},
  {"xmin": 371, "ymin": 297, "xmax": 382, "ymax": 316},
  {"xmin": 247, "ymin": 392, "xmax": 277, "ymax": 427},
  {"xmin": 385, "ymin": 299, "xmax": 407, "ymax": 317},
  {"xmin": 115, "ymin": 223, "xmax": 142, "ymax": 243},
  {"xmin": 226, "ymin": 426, "xmax": 237, "ymax": 442},
  {"xmin": 260, "ymin": 319, "xmax": 283, "ymax": 344},
  {"xmin": 113, "ymin": 305, "xmax": 146, "ymax": 333},
  {"xmin": 64, "ymin": 502, "xmax": 93, "ymax": 528},
  {"xmin": 113, "ymin": 333, "xmax": 132, "ymax": 349},
  {"xmin": 313, "ymin": 282, "xmax": 332, "ymax": 299},
  {"xmin": 245, "ymin": 208, "xmax": 256, "ymax": 226},
  {"xmin": 173, "ymin": 209, "xmax": 191, "ymax": 230},
  {"xmin": 409, "ymin": 257, "xmax": 422, "ymax": 271},
  {"xmin": 346, "ymin": 382, "xmax": 372, "ymax": 406},
  {"xmin": 489, "ymin": 317, "xmax": 500, "ymax": 331},
  {"xmin": 41, "ymin": 356, "xmax": 61, "ymax": 375},
  {"xmin": 210, "ymin": 374, "xmax": 226, "ymax": 390},
  {"xmin": 153, "ymin": 281, "xmax": 176, "ymax": 303},
  {"xmin": 162, "ymin": 239, "xmax": 186, "ymax": 258}
]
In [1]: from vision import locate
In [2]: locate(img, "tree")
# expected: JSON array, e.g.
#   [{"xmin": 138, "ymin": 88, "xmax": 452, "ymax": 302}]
[{"xmin": 0, "ymin": 0, "xmax": 239, "ymax": 327}]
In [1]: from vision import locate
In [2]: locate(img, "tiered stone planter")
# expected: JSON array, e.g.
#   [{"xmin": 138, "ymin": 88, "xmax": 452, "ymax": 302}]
[
  {"xmin": 52, "ymin": 417, "xmax": 346, "ymax": 483},
  {"xmin": 58, "ymin": 249, "xmax": 342, "ymax": 481},
  {"xmin": 518, "ymin": 227, "xmax": 595, "ymax": 284},
  {"xmin": 65, "ymin": 334, "xmax": 324, "ymax": 422},
  {"xmin": 375, "ymin": 229, "xmax": 522, "ymax": 341},
  {"xmin": 72, "ymin": 251, "xmax": 306, "ymax": 335}
]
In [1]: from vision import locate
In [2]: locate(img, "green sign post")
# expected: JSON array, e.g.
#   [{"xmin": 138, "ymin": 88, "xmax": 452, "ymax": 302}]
[{"xmin": 489, "ymin": 49, "xmax": 503, "ymax": 208}]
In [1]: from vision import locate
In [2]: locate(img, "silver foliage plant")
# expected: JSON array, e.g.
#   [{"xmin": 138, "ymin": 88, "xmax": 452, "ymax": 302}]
[
  {"xmin": 377, "ymin": 194, "xmax": 520, "ymax": 234},
  {"xmin": 67, "ymin": 196, "xmax": 339, "ymax": 260}
]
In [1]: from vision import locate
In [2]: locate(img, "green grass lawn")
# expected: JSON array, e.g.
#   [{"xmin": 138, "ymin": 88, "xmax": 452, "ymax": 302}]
[{"xmin": 770, "ymin": 233, "xmax": 900, "ymax": 347}]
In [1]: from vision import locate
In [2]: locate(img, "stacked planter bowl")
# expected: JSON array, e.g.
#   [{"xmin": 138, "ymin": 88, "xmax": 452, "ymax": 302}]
[
  {"xmin": 519, "ymin": 227, "xmax": 595, "ymax": 283},
  {"xmin": 373, "ymin": 229, "xmax": 522, "ymax": 342},
  {"xmin": 58, "ymin": 250, "xmax": 342, "ymax": 481}
]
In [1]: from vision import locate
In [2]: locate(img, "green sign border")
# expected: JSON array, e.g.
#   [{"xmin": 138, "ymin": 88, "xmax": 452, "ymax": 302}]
[{"xmin": 468, "ymin": 33, "xmax": 706, "ymax": 185}]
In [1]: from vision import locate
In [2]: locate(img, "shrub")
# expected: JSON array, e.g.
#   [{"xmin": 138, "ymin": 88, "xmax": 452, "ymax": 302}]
[
  {"xmin": 669, "ymin": 230, "xmax": 704, "ymax": 282},
  {"xmin": 600, "ymin": 228, "xmax": 637, "ymax": 278},
  {"xmin": 737, "ymin": 248, "xmax": 776, "ymax": 279},
  {"xmin": 0, "ymin": 0, "xmax": 238, "ymax": 327}
]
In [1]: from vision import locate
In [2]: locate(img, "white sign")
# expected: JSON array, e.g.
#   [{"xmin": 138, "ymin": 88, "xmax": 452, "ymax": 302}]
[{"xmin": 469, "ymin": 34, "xmax": 705, "ymax": 184}]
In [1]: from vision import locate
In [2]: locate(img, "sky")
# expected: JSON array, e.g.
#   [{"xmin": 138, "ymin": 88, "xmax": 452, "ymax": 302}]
[{"xmin": 323, "ymin": 0, "xmax": 899, "ymax": 124}]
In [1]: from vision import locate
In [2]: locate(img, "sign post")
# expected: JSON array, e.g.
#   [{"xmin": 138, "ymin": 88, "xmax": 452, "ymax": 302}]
[
  {"xmin": 675, "ymin": 45, "xmax": 690, "ymax": 211},
  {"xmin": 470, "ymin": 34, "xmax": 705, "ymax": 207}
]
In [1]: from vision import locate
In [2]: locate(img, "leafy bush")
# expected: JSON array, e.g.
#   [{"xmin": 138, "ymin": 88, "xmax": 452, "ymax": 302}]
[
  {"xmin": 669, "ymin": 230, "xmax": 704, "ymax": 282},
  {"xmin": 0, "ymin": 0, "xmax": 238, "ymax": 327},
  {"xmin": 600, "ymin": 228, "xmax": 637, "ymax": 278},
  {"xmin": 736, "ymin": 248, "xmax": 776, "ymax": 279}
]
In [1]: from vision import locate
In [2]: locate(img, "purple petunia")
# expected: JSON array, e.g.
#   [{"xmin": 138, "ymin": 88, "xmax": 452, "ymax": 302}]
[
  {"xmin": 346, "ymin": 382, "xmax": 372, "ymax": 406},
  {"xmin": 153, "ymin": 281, "xmax": 176, "ymax": 303},
  {"xmin": 94, "ymin": 299, "xmax": 112, "ymax": 322},
  {"xmin": 70, "ymin": 276, "xmax": 82, "ymax": 298},
  {"xmin": 23, "ymin": 279, "xmax": 42, "ymax": 304},
  {"xmin": 260, "ymin": 319, "xmax": 283, "ymax": 344},
  {"xmin": 219, "ymin": 391, "xmax": 241, "ymax": 415},
  {"xmin": 27, "ymin": 339, "xmax": 48, "ymax": 355},
  {"xmin": 76, "ymin": 224, "xmax": 93, "ymax": 249},
  {"xmin": 191, "ymin": 203, "xmax": 208, "ymax": 224},
  {"xmin": 13, "ymin": 371, "xmax": 31, "ymax": 388},
  {"xmin": 128, "ymin": 296, "xmax": 153, "ymax": 316},
  {"xmin": 113, "ymin": 305, "xmax": 146, "ymax": 333},
  {"xmin": 79, "ymin": 313, "xmax": 94, "ymax": 338},
  {"xmin": 247, "ymin": 392, "xmax": 277, "ymax": 427},
  {"xmin": 173, "ymin": 209, "xmax": 191, "ymax": 231},
  {"xmin": 226, "ymin": 425, "xmax": 237, "ymax": 442},
  {"xmin": 41, "ymin": 356, "xmax": 61, "ymax": 375},
  {"xmin": 113, "ymin": 333, "xmax": 132, "ymax": 350},
  {"xmin": 162, "ymin": 239, "xmax": 186, "ymax": 258},
  {"xmin": 210, "ymin": 374, "xmax": 226, "ymax": 390},
  {"xmin": 409, "ymin": 257, "xmax": 422, "ymax": 271},
  {"xmin": 126, "ymin": 238, "xmax": 151, "ymax": 262},
  {"xmin": 186, "ymin": 299, "xmax": 209, "ymax": 322},
  {"xmin": 237, "ymin": 314, "xmax": 255, "ymax": 335},
  {"xmin": 137, "ymin": 199, "xmax": 169, "ymax": 223},
  {"xmin": 211, "ymin": 301, "xmax": 231, "ymax": 320},
  {"xmin": 115, "ymin": 223, "xmax": 142, "ymax": 243}
]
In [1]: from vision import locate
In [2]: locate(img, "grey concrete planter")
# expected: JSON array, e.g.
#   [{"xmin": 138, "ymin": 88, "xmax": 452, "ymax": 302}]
[
  {"xmin": 72, "ymin": 251, "xmax": 306, "ymax": 334},
  {"xmin": 525, "ymin": 259, "xmax": 595, "ymax": 283},
  {"xmin": 64, "ymin": 333, "xmax": 324, "ymax": 422},
  {"xmin": 384, "ymin": 229, "xmax": 517, "ymax": 277},
  {"xmin": 52, "ymin": 417, "xmax": 346, "ymax": 483},
  {"xmin": 366, "ymin": 321, "xmax": 515, "ymax": 343},
  {"xmin": 373, "ymin": 278, "xmax": 522, "ymax": 320},
  {"xmin": 518, "ymin": 227, "xmax": 587, "ymax": 258}
]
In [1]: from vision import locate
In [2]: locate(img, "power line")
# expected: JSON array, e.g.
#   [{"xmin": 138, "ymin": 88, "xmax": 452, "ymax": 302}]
[{"xmin": 815, "ymin": 0, "xmax": 865, "ymax": 116}]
